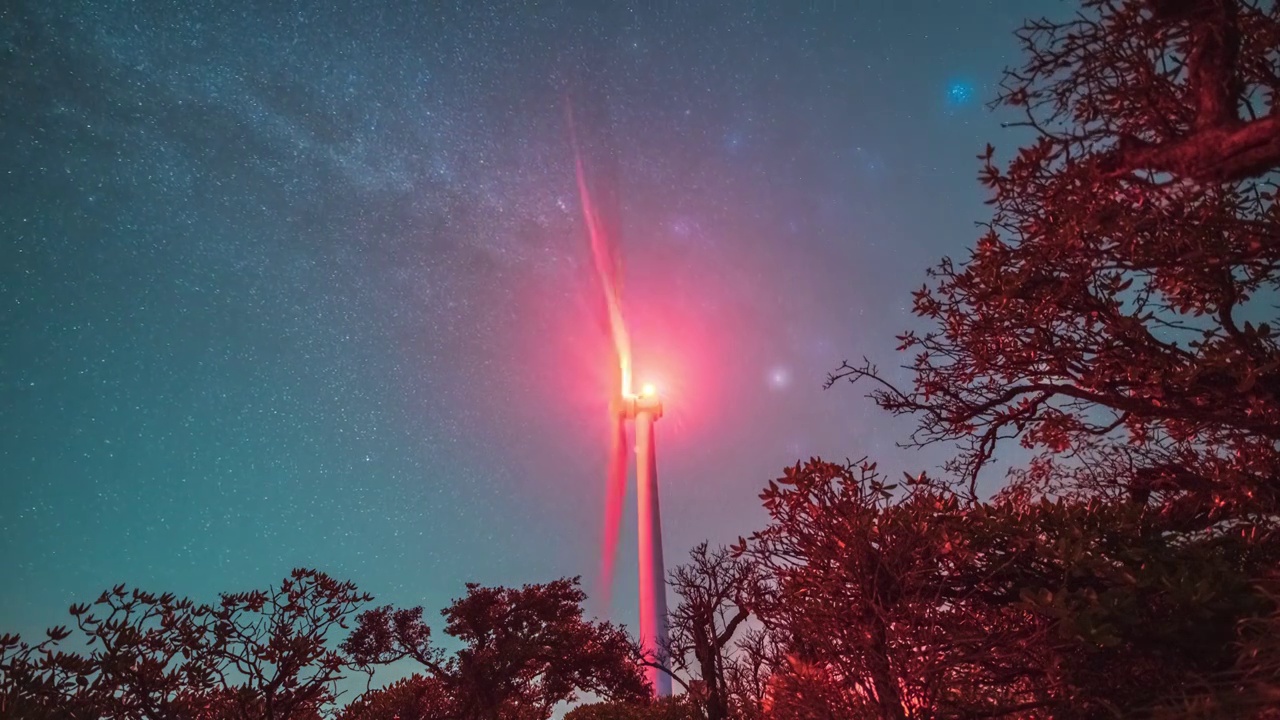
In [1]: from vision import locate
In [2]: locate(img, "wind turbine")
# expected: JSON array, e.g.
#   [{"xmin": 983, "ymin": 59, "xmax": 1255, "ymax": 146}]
[{"xmin": 568, "ymin": 102, "xmax": 671, "ymax": 698}]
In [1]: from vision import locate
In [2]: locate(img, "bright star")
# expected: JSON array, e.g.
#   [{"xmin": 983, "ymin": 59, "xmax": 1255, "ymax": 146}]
[{"xmin": 768, "ymin": 366, "xmax": 791, "ymax": 390}]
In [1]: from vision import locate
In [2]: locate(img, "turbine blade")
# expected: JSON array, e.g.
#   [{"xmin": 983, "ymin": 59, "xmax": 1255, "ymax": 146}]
[{"xmin": 599, "ymin": 410, "xmax": 628, "ymax": 611}]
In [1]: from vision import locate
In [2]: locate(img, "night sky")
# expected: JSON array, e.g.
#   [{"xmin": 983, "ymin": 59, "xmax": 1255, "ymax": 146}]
[{"xmin": 2, "ymin": 0, "xmax": 1054, "ymax": 648}]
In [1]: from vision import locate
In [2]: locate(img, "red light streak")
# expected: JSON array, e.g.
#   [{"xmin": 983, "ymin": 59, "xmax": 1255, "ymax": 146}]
[{"xmin": 566, "ymin": 98, "xmax": 632, "ymax": 610}]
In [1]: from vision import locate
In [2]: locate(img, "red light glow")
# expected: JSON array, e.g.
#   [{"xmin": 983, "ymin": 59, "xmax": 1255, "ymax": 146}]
[{"xmin": 568, "ymin": 99, "xmax": 634, "ymax": 611}]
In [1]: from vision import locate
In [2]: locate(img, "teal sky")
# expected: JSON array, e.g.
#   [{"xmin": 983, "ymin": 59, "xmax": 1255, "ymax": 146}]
[{"xmin": 2, "ymin": 0, "xmax": 1052, "ymax": 647}]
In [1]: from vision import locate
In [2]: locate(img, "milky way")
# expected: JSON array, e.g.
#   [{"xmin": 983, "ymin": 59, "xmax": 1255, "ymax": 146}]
[{"xmin": 1, "ymin": 0, "xmax": 1053, "ymax": 640}]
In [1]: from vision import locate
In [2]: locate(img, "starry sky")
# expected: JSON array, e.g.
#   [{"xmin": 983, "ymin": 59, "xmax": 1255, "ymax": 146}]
[{"xmin": 2, "ymin": 0, "xmax": 1055, "ymax": 647}]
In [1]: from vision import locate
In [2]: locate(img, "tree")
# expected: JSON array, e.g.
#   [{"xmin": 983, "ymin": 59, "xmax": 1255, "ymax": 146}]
[
  {"xmin": 734, "ymin": 458, "xmax": 1280, "ymax": 719},
  {"xmin": 830, "ymin": 0, "xmax": 1280, "ymax": 524},
  {"xmin": 959, "ymin": 494, "xmax": 1280, "ymax": 717},
  {"xmin": 342, "ymin": 578, "xmax": 647, "ymax": 720},
  {"xmin": 737, "ymin": 459, "xmax": 1050, "ymax": 720},
  {"xmin": 336, "ymin": 675, "xmax": 455, "ymax": 720},
  {"xmin": 0, "ymin": 568, "xmax": 370, "ymax": 720},
  {"xmin": 1, "ymin": 574, "xmax": 647, "ymax": 720},
  {"xmin": 1148, "ymin": 574, "xmax": 1280, "ymax": 719},
  {"xmin": 814, "ymin": 1, "xmax": 1280, "ymax": 715},
  {"xmin": 660, "ymin": 543, "xmax": 765, "ymax": 720},
  {"xmin": 1035, "ymin": 0, "xmax": 1280, "ymax": 184},
  {"xmin": 562, "ymin": 696, "xmax": 698, "ymax": 720}
]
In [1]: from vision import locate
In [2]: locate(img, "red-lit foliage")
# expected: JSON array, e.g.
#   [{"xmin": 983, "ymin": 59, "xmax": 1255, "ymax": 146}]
[
  {"xmin": 335, "ymin": 675, "xmax": 454, "ymax": 720},
  {"xmin": 832, "ymin": 0, "xmax": 1280, "ymax": 526},
  {"xmin": 736, "ymin": 459, "xmax": 1280, "ymax": 719},
  {"xmin": 0, "ymin": 568, "xmax": 368, "ymax": 720},
  {"xmin": 1, "ymin": 575, "xmax": 645, "ymax": 720},
  {"xmin": 563, "ymin": 695, "xmax": 699, "ymax": 720},
  {"xmin": 342, "ymin": 578, "xmax": 648, "ymax": 720},
  {"xmin": 737, "ymin": 460, "xmax": 1048, "ymax": 720}
]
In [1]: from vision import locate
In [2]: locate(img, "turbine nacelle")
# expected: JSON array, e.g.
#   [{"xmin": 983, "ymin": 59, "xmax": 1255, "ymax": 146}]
[{"xmin": 612, "ymin": 389, "xmax": 664, "ymax": 420}]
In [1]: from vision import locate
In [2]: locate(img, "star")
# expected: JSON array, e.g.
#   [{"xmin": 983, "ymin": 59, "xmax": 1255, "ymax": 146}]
[
  {"xmin": 0, "ymin": 0, "xmax": 1058, "ymax": 680},
  {"xmin": 768, "ymin": 366, "xmax": 792, "ymax": 391},
  {"xmin": 946, "ymin": 80, "xmax": 976, "ymax": 106}
]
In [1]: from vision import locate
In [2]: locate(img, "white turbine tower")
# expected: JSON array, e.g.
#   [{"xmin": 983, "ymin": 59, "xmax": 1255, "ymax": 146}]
[{"xmin": 613, "ymin": 384, "xmax": 670, "ymax": 698}]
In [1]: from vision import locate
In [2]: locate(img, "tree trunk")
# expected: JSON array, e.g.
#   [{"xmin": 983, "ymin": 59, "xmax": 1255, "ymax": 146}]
[{"xmin": 867, "ymin": 619, "xmax": 908, "ymax": 720}]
